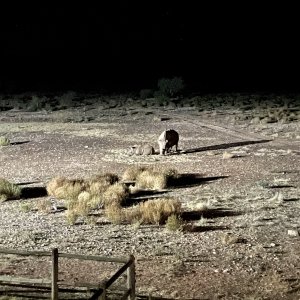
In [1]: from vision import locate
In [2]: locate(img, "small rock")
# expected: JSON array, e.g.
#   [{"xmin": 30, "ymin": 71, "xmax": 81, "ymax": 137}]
[{"xmin": 287, "ymin": 229, "xmax": 299, "ymax": 237}]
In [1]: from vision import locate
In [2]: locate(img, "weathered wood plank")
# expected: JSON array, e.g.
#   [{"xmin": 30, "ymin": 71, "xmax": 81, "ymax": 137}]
[
  {"xmin": 0, "ymin": 275, "xmax": 51, "ymax": 286},
  {"xmin": 59, "ymin": 252, "xmax": 128, "ymax": 263}
]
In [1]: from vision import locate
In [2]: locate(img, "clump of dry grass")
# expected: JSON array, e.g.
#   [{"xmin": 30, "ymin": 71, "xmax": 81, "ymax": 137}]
[
  {"xmin": 65, "ymin": 210, "xmax": 79, "ymax": 225},
  {"xmin": 136, "ymin": 169, "xmax": 168, "ymax": 190},
  {"xmin": 103, "ymin": 183, "xmax": 129, "ymax": 208},
  {"xmin": 65, "ymin": 196, "xmax": 92, "ymax": 225},
  {"xmin": 88, "ymin": 173, "xmax": 119, "ymax": 186},
  {"xmin": 0, "ymin": 136, "xmax": 10, "ymax": 146},
  {"xmin": 46, "ymin": 173, "xmax": 120, "ymax": 203},
  {"xmin": 104, "ymin": 197, "xmax": 182, "ymax": 225},
  {"xmin": 135, "ymin": 166, "xmax": 179, "ymax": 190},
  {"xmin": 46, "ymin": 173, "xmax": 124, "ymax": 224},
  {"xmin": 87, "ymin": 173, "xmax": 119, "ymax": 203},
  {"xmin": 0, "ymin": 178, "xmax": 22, "ymax": 202},
  {"xmin": 46, "ymin": 177, "xmax": 86, "ymax": 200},
  {"xmin": 104, "ymin": 204, "xmax": 124, "ymax": 224},
  {"xmin": 165, "ymin": 214, "xmax": 184, "ymax": 232},
  {"xmin": 19, "ymin": 202, "xmax": 33, "ymax": 213},
  {"xmin": 140, "ymin": 198, "xmax": 181, "ymax": 224},
  {"xmin": 125, "ymin": 197, "xmax": 182, "ymax": 225},
  {"xmin": 122, "ymin": 166, "xmax": 179, "ymax": 190},
  {"xmin": 73, "ymin": 196, "xmax": 91, "ymax": 217},
  {"xmin": 36, "ymin": 199, "xmax": 53, "ymax": 213},
  {"xmin": 121, "ymin": 166, "xmax": 148, "ymax": 181}
]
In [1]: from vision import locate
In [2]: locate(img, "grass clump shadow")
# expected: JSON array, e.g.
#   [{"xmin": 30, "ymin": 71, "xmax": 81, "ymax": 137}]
[{"xmin": 0, "ymin": 178, "xmax": 22, "ymax": 202}]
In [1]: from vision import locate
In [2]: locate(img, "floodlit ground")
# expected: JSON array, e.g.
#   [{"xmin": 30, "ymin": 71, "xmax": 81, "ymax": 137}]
[{"xmin": 0, "ymin": 93, "xmax": 299, "ymax": 299}]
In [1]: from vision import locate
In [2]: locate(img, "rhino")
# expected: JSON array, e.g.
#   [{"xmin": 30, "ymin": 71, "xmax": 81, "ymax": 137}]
[
  {"xmin": 128, "ymin": 144, "xmax": 155, "ymax": 156},
  {"xmin": 157, "ymin": 129, "xmax": 179, "ymax": 155}
]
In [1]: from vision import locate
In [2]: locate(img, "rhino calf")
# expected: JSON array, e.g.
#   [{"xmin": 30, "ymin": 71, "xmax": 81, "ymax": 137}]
[
  {"xmin": 128, "ymin": 144, "xmax": 155, "ymax": 156},
  {"xmin": 157, "ymin": 129, "xmax": 179, "ymax": 155}
]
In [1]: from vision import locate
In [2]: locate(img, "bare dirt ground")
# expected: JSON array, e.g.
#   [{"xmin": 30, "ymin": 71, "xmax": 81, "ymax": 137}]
[{"xmin": 0, "ymin": 95, "xmax": 300, "ymax": 299}]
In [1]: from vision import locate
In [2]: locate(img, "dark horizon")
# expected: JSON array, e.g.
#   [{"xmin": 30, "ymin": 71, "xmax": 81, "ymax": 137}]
[{"xmin": 1, "ymin": 3, "xmax": 299, "ymax": 94}]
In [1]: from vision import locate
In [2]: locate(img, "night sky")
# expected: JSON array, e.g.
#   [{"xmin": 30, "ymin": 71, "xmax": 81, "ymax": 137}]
[{"xmin": 0, "ymin": 3, "xmax": 299, "ymax": 93}]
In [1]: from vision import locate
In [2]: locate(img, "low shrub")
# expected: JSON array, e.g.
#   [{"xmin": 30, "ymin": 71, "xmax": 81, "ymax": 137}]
[
  {"xmin": 0, "ymin": 178, "xmax": 21, "ymax": 202},
  {"xmin": 104, "ymin": 204, "xmax": 124, "ymax": 224},
  {"xmin": 126, "ymin": 197, "xmax": 182, "ymax": 225},
  {"xmin": 165, "ymin": 214, "xmax": 184, "ymax": 232},
  {"xmin": 36, "ymin": 199, "xmax": 53, "ymax": 213},
  {"xmin": 121, "ymin": 166, "xmax": 148, "ymax": 181},
  {"xmin": 0, "ymin": 136, "xmax": 10, "ymax": 146},
  {"xmin": 136, "ymin": 170, "xmax": 168, "ymax": 190},
  {"xmin": 46, "ymin": 178, "xmax": 86, "ymax": 200},
  {"xmin": 103, "ymin": 183, "xmax": 129, "ymax": 207},
  {"xmin": 122, "ymin": 166, "xmax": 179, "ymax": 190}
]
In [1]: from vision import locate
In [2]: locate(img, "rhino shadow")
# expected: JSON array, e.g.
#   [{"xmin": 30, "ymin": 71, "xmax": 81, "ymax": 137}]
[{"xmin": 179, "ymin": 139, "xmax": 272, "ymax": 154}]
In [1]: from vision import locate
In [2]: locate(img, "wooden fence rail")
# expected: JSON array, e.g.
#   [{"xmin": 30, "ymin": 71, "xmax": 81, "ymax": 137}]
[{"xmin": 0, "ymin": 248, "xmax": 136, "ymax": 300}]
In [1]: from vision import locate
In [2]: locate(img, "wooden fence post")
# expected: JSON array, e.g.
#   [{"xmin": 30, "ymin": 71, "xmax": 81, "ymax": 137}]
[
  {"xmin": 127, "ymin": 255, "xmax": 135, "ymax": 300},
  {"xmin": 51, "ymin": 248, "xmax": 59, "ymax": 300}
]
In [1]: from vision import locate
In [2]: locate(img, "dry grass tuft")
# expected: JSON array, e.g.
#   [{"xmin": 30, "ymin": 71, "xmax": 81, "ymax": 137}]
[
  {"xmin": 121, "ymin": 166, "xmax": 148, "ymax": 181},
  {"xmin": 103, "ymin": 183, "xmax": 129, "ymax": 207},
  {"xmin": 46, "ymin": 177, "xmax": 86, "ymax": 200},
  {"xmin": 165, "ymin": 214, "xmax": 184, "ymax": 231},
  {"xmin": 54, "ymin": 180, "xmax": 86, "ymax": 200},
  {"xmin": 46, "ymin": 173, "xmax": 124, "ymax": 224},
  {"xmin": 46, "ymin": 173, "xmax": 120, "ymax": 203},
  {"xmin": 0, "ymin": 178, "xmax": 22, "ymax": 202},
  {"xmin": 0, "ymin": 136, "xmax": 10, "ymax": 146},
  {"xmin": 65, "ymin": 210, "xmax": 79, "ymax": 225},
  {"xmin": 19, "ymin": 202, "xmax": 33, "ymax": 213},
  {"xmin": 122, "ymin": 166, "xmax": 179, "ymax": 189},
  {"xmin": 36, "ymin": 199, "xmax": 53, "ymax": 213},
  {"xmin": 136, "ymin": 169, "xmax": 168, "ymax": 190},
  {"xmin": 88, "ymin": 173, "xmax": 119, "ymax": 186},
  {"xmin": 86, "ymin": 174, "xmax": 119, "ymax": 200},
  {"xmin": 105, "ymin": 204, "xmax": 124, "ymax": 224},
  {"xmin": 126, "ymin": 197, "xmax": 182, "ymax": 225}
]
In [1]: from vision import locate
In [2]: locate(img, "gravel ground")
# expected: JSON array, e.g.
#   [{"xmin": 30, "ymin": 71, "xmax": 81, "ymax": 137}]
[{"xmin": 0, "ymin": 97, "xmax": 300, "ymax": 299}]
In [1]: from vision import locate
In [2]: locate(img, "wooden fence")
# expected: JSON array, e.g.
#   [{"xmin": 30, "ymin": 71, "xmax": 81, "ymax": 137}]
[{"xmin": 0, "ymin": 248, "xmax": 135, "ymax": 300}]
